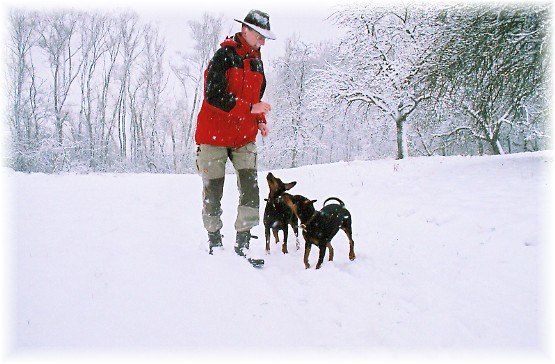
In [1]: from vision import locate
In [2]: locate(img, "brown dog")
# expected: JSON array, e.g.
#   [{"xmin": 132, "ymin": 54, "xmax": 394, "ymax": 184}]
[
  {"xmin": 263, "ymin": 173, "xmax": 299, "ymax": 254},
  {"xmin": 282, "ymin": 193, "xmax": 355, "ymax": 269}
]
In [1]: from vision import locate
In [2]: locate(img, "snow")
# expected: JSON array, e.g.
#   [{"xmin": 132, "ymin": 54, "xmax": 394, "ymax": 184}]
[
  {"xmin": 4, "ymin": 151, "xmax": 554, "ymax": 362},
  {"xmin": 249, "ymin": 10, "xmax": 270, "ymax": 29}
]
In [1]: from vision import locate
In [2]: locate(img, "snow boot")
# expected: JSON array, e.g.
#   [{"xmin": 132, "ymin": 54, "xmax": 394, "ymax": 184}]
[
  {"xmin": 234, "ymin": 231, "xmax": 254, "ymax": 256},
  {"xmin": 235, "ymin": 231, "xmax": 264, "ymax": 268},
  {"xmin": 208, "ymin": 230, "xmax": 223, "ymax": 255}
]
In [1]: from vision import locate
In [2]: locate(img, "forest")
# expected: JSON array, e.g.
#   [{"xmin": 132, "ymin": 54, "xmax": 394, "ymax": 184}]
[{"xmin": 5, "ymin": 4, "xmax": 551, "ymax": 173}]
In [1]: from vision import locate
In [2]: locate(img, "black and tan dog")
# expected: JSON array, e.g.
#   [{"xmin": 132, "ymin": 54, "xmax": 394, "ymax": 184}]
[
  {"xmin": 263, "ymin": 173, "xmax": 299, "ymax": 254},
  {"xmin": 282, "ymin": 193, "xmax": 356, "ymax": 269}
]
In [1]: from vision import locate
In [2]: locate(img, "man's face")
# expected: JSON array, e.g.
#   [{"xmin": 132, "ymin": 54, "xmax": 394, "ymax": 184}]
[{"xmin": 243, "ymin": 26, "xmax": 266, "ymax": 50}]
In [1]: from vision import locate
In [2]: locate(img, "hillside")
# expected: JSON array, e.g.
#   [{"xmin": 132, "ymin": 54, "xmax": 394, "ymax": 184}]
[{"xmin": 6, "ymin": 151, "xmax": 553, "ymax": 361}]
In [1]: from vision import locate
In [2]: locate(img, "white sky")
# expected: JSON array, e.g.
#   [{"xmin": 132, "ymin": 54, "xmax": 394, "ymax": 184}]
[
  {"xmin": 1, "ymin": 0, "xmax": 357, "ymax": 62},
  {"xmin": 0, "ymin": 0, "xmax": 539, "ymax": 61},
  {"xmin": 135, "ymin": 1, "xmax": 343, "ymax": 61}
]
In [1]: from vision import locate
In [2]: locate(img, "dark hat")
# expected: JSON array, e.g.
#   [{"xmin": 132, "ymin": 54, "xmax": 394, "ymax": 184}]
[{"xmin": 235, "ymin": 9, "xmax": 276, "ymax": 40}]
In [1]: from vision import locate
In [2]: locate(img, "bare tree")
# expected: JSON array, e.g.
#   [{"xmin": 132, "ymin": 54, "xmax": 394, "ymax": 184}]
[
  {"xmin": 130, "ymin": 23, "xmax": 168, "ymax": 171},
  {"xmin": 113, "ymin": 11, "xmax": 143, "ymax": 160},
  {"xmin": 97, "ymin": 19, "xmax": 122, "ymax": 169},
  {"xmin": 7, "ymin": 10, "xmax": 40, "ymax": 170},
  {"xmin": 170, "ymin": 13, "xmax": 223, "ymax": 159},
  {"xmin": 78, "ymin": 12, "xmax": 111, "ymax": 169},
  {"xmin": 38, "ymin": 10, "xmax": 83, "ymax": 170}
]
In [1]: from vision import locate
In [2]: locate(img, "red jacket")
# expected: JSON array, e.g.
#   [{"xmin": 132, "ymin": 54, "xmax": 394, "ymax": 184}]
[{"xmin": 195, "ymin": 33, "xmax": 266, "ymax": 148}]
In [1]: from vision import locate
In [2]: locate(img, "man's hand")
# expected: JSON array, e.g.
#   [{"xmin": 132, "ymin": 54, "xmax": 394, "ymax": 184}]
[
  {"xmin": 251, "ymin": 101, "xmax": 271, "ymax": 114},
  {"xmin": 258, "ymin": 122, "xmax": 269, "ymax": 137}
]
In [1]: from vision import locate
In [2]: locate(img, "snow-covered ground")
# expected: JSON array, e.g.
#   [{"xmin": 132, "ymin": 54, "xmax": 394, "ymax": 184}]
[{"xmin": 3, "ymin": 151, "xmax": 553, "ymax": 362}]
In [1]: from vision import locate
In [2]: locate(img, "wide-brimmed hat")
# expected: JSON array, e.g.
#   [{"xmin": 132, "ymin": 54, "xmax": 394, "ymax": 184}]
[{"xmin": 234, "ymin": 9, "xmax": 276, "ymax": 40}]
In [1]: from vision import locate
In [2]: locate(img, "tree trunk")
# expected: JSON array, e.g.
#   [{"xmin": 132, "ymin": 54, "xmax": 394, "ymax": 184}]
[{"xmin": 396, "ymin": 116, "xmax": 408, "ymax": 160}]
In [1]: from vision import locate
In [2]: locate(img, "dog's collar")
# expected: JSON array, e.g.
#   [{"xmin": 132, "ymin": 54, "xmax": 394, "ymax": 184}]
[
  {"xmin": 300, "ymin": 212, "xmax": 318, "ymax": 232},
  {"xmin": 267, "ymin": 195, "xmax": 282, "ymax": 208}
]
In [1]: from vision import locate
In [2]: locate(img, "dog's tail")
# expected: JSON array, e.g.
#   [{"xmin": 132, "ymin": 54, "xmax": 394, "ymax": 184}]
[{"xmin": 323, "ymin": 197, "xmax": 345, "ymax": 207}]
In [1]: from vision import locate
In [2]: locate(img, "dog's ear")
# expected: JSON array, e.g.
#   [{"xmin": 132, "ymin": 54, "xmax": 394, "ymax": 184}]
[{"xmin": 285, "ymin": 181, "xmax": 296, "ymax": 190}]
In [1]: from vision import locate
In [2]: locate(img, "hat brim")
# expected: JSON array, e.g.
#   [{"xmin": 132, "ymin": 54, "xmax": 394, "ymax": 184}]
[{"xmin": 234, "ymin": 19, "xmax": 276, "ymax": 40}]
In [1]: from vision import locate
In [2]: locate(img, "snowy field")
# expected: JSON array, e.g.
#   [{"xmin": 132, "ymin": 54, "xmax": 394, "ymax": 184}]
[{"xmin": 3, "ymin": 151, "xmax": 554, "ymax": 362}]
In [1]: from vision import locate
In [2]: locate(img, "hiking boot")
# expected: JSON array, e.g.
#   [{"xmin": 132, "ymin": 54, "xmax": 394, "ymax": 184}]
[
  {"xmin": 235, "ymin": 231, "xmax": 264, "ymax": 268},
  {"xmin": 235, "ymin": 231, "xmax": 258, "ymax": 257},
  {"xmin": 208, "ymin": 230, "xmax": 223, "ymax": 255}
]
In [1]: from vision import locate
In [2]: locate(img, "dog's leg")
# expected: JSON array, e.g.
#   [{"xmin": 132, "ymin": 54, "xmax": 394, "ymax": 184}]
[
  {"xmin": 272, "ymin": 229, "xmax": 280, "ymax": 245},
  {"xmin": 349, "ymin": 238, "xmax": 355, "ymax": 261},
  {"xmin": 303, "ymin": 241, "xmax": 311, "ymax": 269},
  {"xmin": 341, "ymin": 223, "xmax": 356, "ymax": 261},
  {"xmin": 315, "ymin": 243, "xmax": 327, "ymax": 269},
  {"xmin": 291, "ymin": 220, "xmax": 300, "ymax": 250},
  {"xmin": 265, "ymin": 225, "xmax": 271, "ymax": 253},
  {"xmin": 327, "ymin": 242, "xmax": 334, "ymax": 261},
  {"xmin": 282, "ymin": 227, "xmax": 289, "ymax": 254}
]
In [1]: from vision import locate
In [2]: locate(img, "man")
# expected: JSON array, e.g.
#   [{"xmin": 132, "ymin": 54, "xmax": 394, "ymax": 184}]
[{"xmin": 195, "ymin": 10, "xmax": 275, "ymax": 265}]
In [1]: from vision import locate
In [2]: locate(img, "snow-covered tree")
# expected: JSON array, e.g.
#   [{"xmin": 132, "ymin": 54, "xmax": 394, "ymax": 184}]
[
  {"xmin": 319, "ymin": 5, "xmax": 438, "ymax": 159},
  {"xmin": 6, "ymin": 9, "xmax": 180, "ymax": 172},
  {"xmin": 6, "ymin": 7, "xmax": 551, "ymax": 174},
  {"xmin": 422, "ymin": 4, "xmax": 550, "ymax": 155},
  {"xmin": 7, "ymin": 10, "xmax": 41, "ymax": 171},
  {"xmin": 263, "ymin": 36, "xmax": 325, "ymax": 168}
]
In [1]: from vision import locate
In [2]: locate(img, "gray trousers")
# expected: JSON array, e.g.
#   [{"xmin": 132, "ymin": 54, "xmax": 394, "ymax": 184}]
[{"xmin": 196, "ymin": 143, "xmax": 260, "ymax": 233}]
